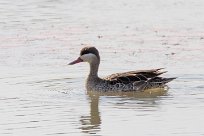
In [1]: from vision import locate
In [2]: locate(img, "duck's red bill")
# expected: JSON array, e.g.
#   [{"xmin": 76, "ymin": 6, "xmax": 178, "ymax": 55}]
[{"xmin": 68, "ymin": 57, "xmax": 83, "ymax": 65}]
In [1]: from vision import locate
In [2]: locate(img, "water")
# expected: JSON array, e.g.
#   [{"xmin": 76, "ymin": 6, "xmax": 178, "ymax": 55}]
[{"xmin": 0, "ymin": 0, "xmax": 204, "ymax": 135}]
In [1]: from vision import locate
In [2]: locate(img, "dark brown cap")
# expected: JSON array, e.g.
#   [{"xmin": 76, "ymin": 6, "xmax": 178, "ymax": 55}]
[{"xmin": 80, "ymin": 46, "xmax": 100, "ymax": 60}]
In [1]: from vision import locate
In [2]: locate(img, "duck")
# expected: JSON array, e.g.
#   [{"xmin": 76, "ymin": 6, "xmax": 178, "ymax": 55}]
[{"xmin": 69, "ymin": 46, "xmax": 176, "ymax": 92}]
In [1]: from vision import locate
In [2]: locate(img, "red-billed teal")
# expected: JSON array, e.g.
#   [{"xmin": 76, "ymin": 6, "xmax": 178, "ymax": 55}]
[{"xmin": 69, "ymin": 46, "xmax": 176, "ymax": 92}]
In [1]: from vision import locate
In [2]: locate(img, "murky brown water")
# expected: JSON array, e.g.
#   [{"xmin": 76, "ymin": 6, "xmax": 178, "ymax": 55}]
[{"xmin": 1, "ymin": 0, "xmax": 204, "ymax": 135}]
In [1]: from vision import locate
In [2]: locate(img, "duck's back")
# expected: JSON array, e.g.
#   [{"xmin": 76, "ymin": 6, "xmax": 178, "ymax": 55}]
[{"xmin": 101, "ymin": 68, "xmax": 176, "ymax": 92}]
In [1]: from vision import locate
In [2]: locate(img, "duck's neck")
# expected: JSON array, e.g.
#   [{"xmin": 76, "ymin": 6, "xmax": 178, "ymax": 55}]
[{"xmin": 88, "ymin": 61, "xmax": 99, "ymax": 79}]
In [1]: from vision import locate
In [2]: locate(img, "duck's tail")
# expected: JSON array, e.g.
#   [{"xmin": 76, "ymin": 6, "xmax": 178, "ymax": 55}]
[
  {"xmin": 160, "ymin": 77, "xmax": 177, "ymax": 84},
  {"xmin": 133, "ymin": 77, "xmax": 176, "ymax": 91},
  {"xmin": 146, "ymin": 77, "xmax": 176, "ymax": 89}
]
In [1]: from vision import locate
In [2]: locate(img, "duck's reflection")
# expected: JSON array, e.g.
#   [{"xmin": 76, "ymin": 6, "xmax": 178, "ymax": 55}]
[
  {"xmin": 80, "ymin": 92, "xmax": 101, "ymax": 134},
  {"xmin": 80, "ymin": 88, "xmax": 168, "ymax": 134}
]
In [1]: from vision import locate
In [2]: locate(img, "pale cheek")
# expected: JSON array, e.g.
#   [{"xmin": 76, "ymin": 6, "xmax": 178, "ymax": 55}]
[
  {"xmin": 86, "ymin": 58, "xmax": 93, "ymax": 63},
  {"xmin": 80, "ymin": 57, "xmax": 89, "ymax": 63},
  {"xmin": 81, "ymin": 55, "xmax": 94, "ymax": 62}
]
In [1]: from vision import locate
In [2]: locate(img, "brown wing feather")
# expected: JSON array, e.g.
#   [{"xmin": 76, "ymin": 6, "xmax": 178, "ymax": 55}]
[{"xmin": 104, "ymin": 68, "xmax": 166, "ymax": 84}]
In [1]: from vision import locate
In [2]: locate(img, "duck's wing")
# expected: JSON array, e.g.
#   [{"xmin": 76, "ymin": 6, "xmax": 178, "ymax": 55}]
[{"xmin": 104, "ymin": 68, "xmax": 166, "ymax": 84}]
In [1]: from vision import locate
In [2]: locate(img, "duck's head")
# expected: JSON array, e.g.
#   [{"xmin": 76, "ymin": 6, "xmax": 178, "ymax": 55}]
[{"xmin": 69, "ymin": 46, "xmax": 100, "ymax": 65}]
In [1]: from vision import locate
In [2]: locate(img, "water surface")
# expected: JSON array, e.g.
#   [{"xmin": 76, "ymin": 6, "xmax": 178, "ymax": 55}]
[{"xmin": 0, "ymin": 0, "xmax": 204, "ymax": 135}]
